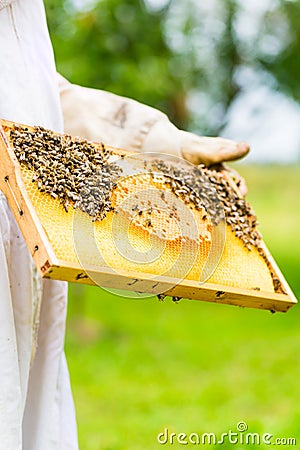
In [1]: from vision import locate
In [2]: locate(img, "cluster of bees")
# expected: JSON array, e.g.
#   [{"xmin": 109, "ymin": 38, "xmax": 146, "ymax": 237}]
[
  {"xmin": 9, "ymin": 125, "xmax": 263, "ymax": 254},
  {"xmin": 10, "ymin": 125, "xmax": 260, "ymax": 251},
  {"xmin": 9, "ymin": 124, "xmax": 282, "ymax": 295},
  {"xmin": 10, "ymin": 125, "xmax": 122, "ymax": 221},
  {"xmin": 147, "ymin": 159, "xmax": 262, "ymax": 252}
]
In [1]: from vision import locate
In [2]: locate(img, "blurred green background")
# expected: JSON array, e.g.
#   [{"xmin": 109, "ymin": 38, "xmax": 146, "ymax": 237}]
[{"xmin": 44, "ymin": 0, "xmax": 300, "ymax": 448}]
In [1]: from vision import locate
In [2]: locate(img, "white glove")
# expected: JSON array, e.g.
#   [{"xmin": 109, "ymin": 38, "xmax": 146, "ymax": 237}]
[
  {"xmin": 142, "ymin": 116, "xmax": 249, "ymax": 166},
  {"xmin": 0, "ymin": 0, "xmax": 16, "ymax": 10},
  {"xmin": 58, "ymin": 74, "xmax": 249, "ymax": 166}
]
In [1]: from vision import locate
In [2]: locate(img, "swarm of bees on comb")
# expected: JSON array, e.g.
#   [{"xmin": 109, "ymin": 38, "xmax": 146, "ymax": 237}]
[{"xmin": 8, "ymin": 124, "xmax": 283, "ymax": 297}]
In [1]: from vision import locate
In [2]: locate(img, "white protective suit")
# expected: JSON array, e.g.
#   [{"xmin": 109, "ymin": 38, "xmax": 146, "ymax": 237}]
[{"xmin": 0, "ymin": 1, "xmax": 77, "ymax": 449}]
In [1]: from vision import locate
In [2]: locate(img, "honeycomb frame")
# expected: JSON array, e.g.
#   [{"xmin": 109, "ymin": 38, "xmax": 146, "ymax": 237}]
[{"xmin": 0, "ymin": 119, "xmax": 297, "ymax": 312}]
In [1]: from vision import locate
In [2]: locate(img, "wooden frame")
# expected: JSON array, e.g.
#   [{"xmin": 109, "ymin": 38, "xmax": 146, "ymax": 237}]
[{"xmin": 0, "ymin": 119, "xmax": 297, "ymax": 313}]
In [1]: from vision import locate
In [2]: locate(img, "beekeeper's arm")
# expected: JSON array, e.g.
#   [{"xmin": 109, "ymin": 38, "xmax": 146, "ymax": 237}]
[{"xmin": 58, "ymin": 74, "xmax": 249, "ymax": 166}]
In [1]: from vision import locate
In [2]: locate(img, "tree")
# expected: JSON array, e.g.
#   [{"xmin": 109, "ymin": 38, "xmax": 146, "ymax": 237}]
[
  {"xmin": 257, "ymin": 0, "xmax": 300, "ymax": 102},
  {"xmin": 45, "ymin": 0, "xmax": 300, "ymax": 138},
  {"xmin": 45, "ymin": 0, "xmax": 192, "ymax": 128}
]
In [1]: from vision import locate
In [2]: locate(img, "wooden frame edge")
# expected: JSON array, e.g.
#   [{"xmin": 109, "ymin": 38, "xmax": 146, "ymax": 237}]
[
  {"xmin": 45, "ymin": 259, "xmax": 296, "ymax": 313},
  {"xmin": 0, "ymin": 124, "xmax": 60, "ymax": 275},
  {"xmin": 0, "ymin": 118, "xmax": 297, "ymax": 313}
]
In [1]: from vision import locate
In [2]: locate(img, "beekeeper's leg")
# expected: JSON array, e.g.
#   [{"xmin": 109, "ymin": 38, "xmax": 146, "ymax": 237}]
[
  {"xmin": 23, "ymin": 279, "xmax": 78, "ymax": 450},
  {"xmin": 0, "ymin": 192, "xmax": 41, "ymax": 450}
]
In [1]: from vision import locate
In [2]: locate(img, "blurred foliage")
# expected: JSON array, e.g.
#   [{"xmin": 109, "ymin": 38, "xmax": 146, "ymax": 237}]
[
  {"xmin": 44, "ymin": 0, "xmax": 190, "ymax": 128},
  {"xmin": 45, "ymin": 0, "xmax": 300, "ymax": 136}
]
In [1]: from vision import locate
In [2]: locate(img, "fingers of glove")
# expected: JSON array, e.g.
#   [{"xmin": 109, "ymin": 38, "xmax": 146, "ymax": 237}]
[{"xmin": 179, "ymin": 130, "xmax": 250, "ymax": 166}]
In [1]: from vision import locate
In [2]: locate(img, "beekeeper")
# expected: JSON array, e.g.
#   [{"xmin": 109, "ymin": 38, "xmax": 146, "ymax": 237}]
[{"xmin": 0, "ymin": 1, "xmax": 249, "ymax": 449}]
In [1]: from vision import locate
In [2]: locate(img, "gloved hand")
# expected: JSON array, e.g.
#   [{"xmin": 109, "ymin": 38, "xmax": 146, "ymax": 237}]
[
  {"xmin": 58, "ymin": 74, "xmax": 249, "ymax": 193},
  {"xmin": 141, "ymin": 115, "xmax": 249, "ymax": 165}
]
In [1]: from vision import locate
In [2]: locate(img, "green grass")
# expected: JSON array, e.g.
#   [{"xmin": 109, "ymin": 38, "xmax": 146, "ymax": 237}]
[{"xmin": 66, "ymin": 164, "xmax": 300, "ymax": 450}]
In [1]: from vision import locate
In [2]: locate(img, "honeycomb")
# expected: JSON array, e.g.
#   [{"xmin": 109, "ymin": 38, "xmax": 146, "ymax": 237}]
[{"xmin": 18, "ymin": 155, "xmax": 274, "ymax": 293}]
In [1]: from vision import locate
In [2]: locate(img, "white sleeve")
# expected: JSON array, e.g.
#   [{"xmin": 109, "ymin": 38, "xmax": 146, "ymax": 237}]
[
  {"xmin": 58, "ymin": 75, "xmax": 249, "ymax": 164},
  {"xmin": 58, "ymin": 73, "xmax": 172, "ymax": 152}
]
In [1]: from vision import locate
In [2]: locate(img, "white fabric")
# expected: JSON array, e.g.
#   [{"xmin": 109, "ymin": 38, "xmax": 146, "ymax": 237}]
[
  {"xmin": 58, "ymin": 75, "xmax": 249, "ymax": 166},
  {"xmin": 0, "ymin": 0, "xmax": 15, "ymax": 10},
  {"xmin": 0, "ymin": 1, "xmax": 77, "ymax": 449},
  {"xmin": 58, "ymin": 73, "xmax": 169, "ymax": 153},
  {"xmin": 0, "ymin": 1, "xmax": 249, "ymax": 447}
]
